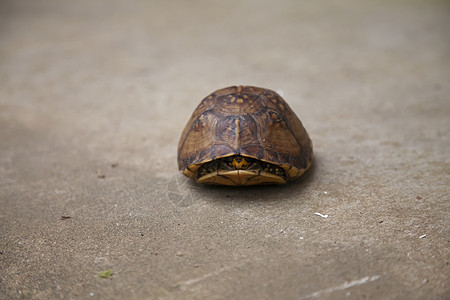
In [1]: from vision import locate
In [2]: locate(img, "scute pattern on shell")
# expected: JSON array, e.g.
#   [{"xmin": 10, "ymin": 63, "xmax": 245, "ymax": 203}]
[{"xmin": 177, "ymin": 86, "xmax": 313, "ymax": 183}]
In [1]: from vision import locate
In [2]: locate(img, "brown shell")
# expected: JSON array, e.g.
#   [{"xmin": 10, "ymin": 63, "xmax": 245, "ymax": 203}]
[{"xmin": 177, "ymin": 86, "xmax": 313, "ymax": 183}]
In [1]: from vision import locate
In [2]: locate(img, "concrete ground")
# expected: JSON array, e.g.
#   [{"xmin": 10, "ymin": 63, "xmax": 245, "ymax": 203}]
[{"xmin": 0, "ymin": 0, "xmax": 449, "ymax": 299}]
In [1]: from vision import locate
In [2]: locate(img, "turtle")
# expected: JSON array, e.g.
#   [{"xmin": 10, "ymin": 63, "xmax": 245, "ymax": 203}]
[{"xmin": 177, "ymin": 85, "xmax": 313, "ymax": 186}]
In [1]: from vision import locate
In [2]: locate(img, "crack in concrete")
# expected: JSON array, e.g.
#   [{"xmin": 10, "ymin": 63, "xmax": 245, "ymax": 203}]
[{"xmin": 300, "ymin": 275, "xmax": 380, "ymax": 299}]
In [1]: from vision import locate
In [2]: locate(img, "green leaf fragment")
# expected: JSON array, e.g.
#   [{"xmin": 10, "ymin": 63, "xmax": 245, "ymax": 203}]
[{"xmin": 99, "ymin": 269, "xmax": 113, "ymax": 278}]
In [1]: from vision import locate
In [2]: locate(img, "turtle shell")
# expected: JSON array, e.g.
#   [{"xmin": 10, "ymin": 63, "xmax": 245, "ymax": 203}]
[{"xmin": 177, "ymin": 86, "xmax": 313, "ymax": 185}]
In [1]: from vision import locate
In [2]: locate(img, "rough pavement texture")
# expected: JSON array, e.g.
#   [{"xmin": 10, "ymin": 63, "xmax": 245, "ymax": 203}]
[{"xmin": 0, "ymin": 0, "xmax": 449, "ymax": 299}]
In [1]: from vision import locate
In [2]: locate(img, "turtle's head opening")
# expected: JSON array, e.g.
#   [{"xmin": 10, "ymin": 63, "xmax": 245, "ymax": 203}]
[{"xmin": 196, "ymin": 155, "xmax": 288, "ymax": 183}]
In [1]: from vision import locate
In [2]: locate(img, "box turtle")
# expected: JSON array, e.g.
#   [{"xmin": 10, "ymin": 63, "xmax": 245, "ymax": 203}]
[{"xmin": 177, "ymin": 86, "xmax": 313, "ymax": 186}]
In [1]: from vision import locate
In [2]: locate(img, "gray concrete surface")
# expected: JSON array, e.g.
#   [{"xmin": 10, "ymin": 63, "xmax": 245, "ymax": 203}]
[{"xmin": 0, "ymin": 0, "xmax": 449, "ymax": 299}]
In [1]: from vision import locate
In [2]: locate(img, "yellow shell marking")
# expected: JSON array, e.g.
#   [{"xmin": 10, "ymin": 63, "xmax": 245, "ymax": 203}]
[
  {"xmin": 197, "ymin": 169, "xmax": 286, "ymax": 185},
  {"xmin": 230, "ymin": 156, "xmax": 250, "ymax": 169}
]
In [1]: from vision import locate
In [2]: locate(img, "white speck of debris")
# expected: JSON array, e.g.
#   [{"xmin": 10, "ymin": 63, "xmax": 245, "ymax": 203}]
[
  {"xmin": 314, "ymin": 212, "xmax": 329, "ymax": 218},
  {"xmin": 90, "ymin": 293, "xmax": 94, "ymax": 297},
  {"xmin": 299, "ymin": 237, "xmax": 304, "ymax": 240},
  {"xmin": 420, "ymin": 234, "xmax": 427, "ymax": 239},
  {"xmin": 323, "ymin": 191, "xmax": 328, "ymax": 195}
]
